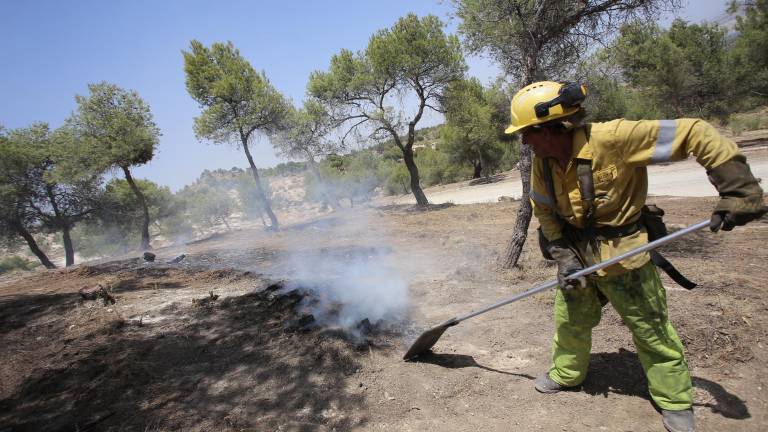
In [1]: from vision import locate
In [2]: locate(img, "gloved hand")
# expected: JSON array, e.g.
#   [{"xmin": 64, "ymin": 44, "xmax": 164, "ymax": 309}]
[
  {"xmin": 707, "ymin": 155, "xmax": 768, "ymax": 232},
  {"xmin": 546, "ymin": 238, "xmax": 587, "ymax": 291}
]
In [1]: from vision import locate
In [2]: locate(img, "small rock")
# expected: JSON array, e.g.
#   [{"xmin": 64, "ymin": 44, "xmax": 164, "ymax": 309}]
[
  {"xmin": 80, "ymin": 284, "xmax": 115, "ymax": 305},
  {"xmin": 111, "ymin": 319, "xmax": 126, "ymax": 330},
  {"xmin": 167, "ymin": 254, "xmax": 186, "ymax": 264},
  {"xmin": 356, "ymin": 318, "xmax": 374, "ymax": 335},
  {"xmin": 79, "ymin": 285, "xmax": 102, "ymax": 300},
  {"xmin": 142, "ymin": 252, "xmax": 156, "ymax": 262}
]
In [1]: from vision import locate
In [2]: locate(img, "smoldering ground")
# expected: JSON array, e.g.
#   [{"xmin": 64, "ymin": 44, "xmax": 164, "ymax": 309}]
[{"xmin": 261, "ymin": 208, "xmax": 413, "ymax": 340}]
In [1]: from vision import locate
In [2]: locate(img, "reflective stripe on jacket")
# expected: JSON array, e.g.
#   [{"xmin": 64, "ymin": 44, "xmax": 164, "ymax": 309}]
[{"xmin": 531, "ymin": 118, "xmax": 739, "ymax": 276}]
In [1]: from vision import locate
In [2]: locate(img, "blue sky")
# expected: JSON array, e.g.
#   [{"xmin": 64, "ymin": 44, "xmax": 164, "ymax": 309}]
[{"xmin": 1, "ymin": 0, "xmax": 729, "ymax": 191}]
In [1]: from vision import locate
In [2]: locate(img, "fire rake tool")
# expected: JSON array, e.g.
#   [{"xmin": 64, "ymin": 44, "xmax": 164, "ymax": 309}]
[{"xmin": 403, "ymin": 219, "xmax": 710, "ymax": 361}]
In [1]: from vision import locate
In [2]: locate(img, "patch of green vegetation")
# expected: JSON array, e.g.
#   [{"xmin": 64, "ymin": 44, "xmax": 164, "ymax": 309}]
[
  {"xmin": 0, "ymin": 256, "xmax": 40, "ymax": 273},
  {"xmin": 728, "ymin": 108, "xmax": 768, "ymax": 135}
]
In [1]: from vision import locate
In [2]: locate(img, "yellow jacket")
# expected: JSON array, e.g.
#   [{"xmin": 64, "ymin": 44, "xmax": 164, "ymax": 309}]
[{"xmin": 531, "ymin": 118, "xmax": 739, "ymax": 276}]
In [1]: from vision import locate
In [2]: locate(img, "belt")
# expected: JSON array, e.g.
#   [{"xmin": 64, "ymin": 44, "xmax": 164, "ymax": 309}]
[{"xmin": 564, "ymin": 221, "xmax": 641, "ymax": 242}]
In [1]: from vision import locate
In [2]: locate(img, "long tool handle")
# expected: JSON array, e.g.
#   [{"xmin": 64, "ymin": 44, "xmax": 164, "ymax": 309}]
[{"xmin": 449, "ymin": 219, "xmax": 710, "ymax": 325}]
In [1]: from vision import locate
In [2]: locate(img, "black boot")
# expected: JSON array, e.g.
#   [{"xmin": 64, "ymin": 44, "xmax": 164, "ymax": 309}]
[
  {"xmin": 534, "ymin": 373, "xmax": 566, "ymax": 393},
  {"xmin": 662, "ymin": 408, "xmax": 695, "ymax": 432}
]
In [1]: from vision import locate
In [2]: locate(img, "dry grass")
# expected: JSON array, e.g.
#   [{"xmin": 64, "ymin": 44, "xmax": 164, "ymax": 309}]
[{"xmin": 728, "ymin": 107, "xmax": 768, "ymax": 135}]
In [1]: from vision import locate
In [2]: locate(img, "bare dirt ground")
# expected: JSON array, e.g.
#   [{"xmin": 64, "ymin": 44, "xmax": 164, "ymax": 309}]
[{"xmin": 2, "ymin": 190, "xmax": 767, "ymax": 432}]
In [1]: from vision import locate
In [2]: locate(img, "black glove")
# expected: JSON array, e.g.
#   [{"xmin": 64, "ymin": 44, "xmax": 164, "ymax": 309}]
[
  {"xmin": 546, "ymin": 238, "xmax": 586, "ymax": 291},
  {"xmin": 707, "ymin": 155, "xmax": 767, "ymax": 232}
]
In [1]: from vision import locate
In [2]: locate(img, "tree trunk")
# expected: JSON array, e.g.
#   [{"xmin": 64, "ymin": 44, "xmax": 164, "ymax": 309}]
[
  {"xmin": 472, "ymin": 162, "xmax": 482, "ymax": 179},
  {"xmin": 242, "ymin": 142, "xmax": 279, "ymax": 230},
  {"xmin": 121, "ymin": 166, "xmax": 151, "ymax": 250},
  {"xmin": 43, "ymin": 183, "xmax": 75, "ymax": 266},
  {"xmin": 15, "ymin": 223, "xmax": 56, "ymax": 269},
  {"xmin": 258, "ymin": 211, "xmax": 267, "ymax": 227},
  {"xmin": 402, "ymin": 146, "xmax": 428, "ymax": 205},
  {"xmin": 62, "ymin": 226, "xmax": 75, "ymax": 267},
  {"xmin": 478, "ymin": 148, "xmax": 489, "ymax": 179},
  {"xmin": 500, "ymin": 143, "xmax": 533, "ymax": 269},
  {"xmin": 501, "ymin": 63, "xmax": 540, "ymax": 269},
  {"xmin": 308, "ymin": 160, "xmax": 341, "ymax": 211}
]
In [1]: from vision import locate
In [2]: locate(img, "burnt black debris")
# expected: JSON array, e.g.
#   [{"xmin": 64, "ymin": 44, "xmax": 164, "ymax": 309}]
[
  {"xmin": 270, "ymin": 289, "xmax": 305, "ymax": 309},
  {"xmin": 264, "ymin": 281, "xmax": 285, "ymax": 294},
  {"xmin": 285, "ymin": 313, "xmax": 317, "ymax": 333},
  {"xmin": 298, "ymin": 314, "xmax": 316, "ymax": 327},
  {"xmin": 248, "ymin": 282, "xmax": 402, "ymax": 345},
  {"xmin": 356, "ymin": 318, "xmax": 374, "ymax": 336}
]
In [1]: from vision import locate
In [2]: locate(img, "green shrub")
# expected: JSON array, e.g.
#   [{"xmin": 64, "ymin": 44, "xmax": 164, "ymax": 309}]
[
  {"xmin": 728, "ymin": 108, "xmax": 768, "ymax": 135},
  {"xmin": 384, "ymin": 164, "xmax": 411, "ymax": 195},
  {"xmin": 0, "ymin": 256, "xmax": 40, "ymax": 273}
]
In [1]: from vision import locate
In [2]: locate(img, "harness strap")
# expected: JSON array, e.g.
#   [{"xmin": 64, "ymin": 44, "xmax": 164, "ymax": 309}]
[
  {"xmin": 541, "ymin": 158, "xmax": 563, "ymax": 226},
  {"xmin": 575, "ymin": 159, "xmax": 595, "ymax": 229},
  {"xmin": 649, "ymin": 251, "xmax": 697, "ymax": 289},
  {"xmin": 575, "ymin": 158, "xmax": 599, "ymax": 261},
  {"xmin": 541, "ymin": 156, "xmax": 696, "ymax": 289}
]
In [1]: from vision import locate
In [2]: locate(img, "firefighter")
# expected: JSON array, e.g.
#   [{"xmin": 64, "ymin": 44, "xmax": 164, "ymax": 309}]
[{"xmin": 505, "ymin": 81, "xmax": 767, "ymax": 432}]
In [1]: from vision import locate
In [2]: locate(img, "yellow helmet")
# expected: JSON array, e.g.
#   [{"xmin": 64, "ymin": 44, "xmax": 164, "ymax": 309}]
[{"xmin": 505, "ymin": 81, "xmax": 587, "ymax": 134}]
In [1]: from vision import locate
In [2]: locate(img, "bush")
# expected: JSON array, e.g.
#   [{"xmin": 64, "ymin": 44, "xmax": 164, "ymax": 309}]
[
  {"xmin": 384, "ymin": 164, "xmax": 411, "ymax": 195},
  {"xmin": 0, "ymin": 255, "xmax": 40, "ymax": 273},
  {"xmin": 70, "ymin": 223, "xmax": 136, "ymax": 258},
  {"xmin": 416, "ymin": 147, "xmax": 452, "ymax": 186},
  {"xmin": 623, "ymin": 88, "xmax": 664, "ymax": 120},
  {"xmin": 728, "ymin": 107, "xmax": 768, "ymax": 135}
]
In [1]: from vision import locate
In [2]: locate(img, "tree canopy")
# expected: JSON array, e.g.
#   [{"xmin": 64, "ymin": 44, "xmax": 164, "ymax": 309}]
[
  {"xmin": 613, "ymin": 19, "xmax": 730, "ymax": 118},
  {"xmin": 183, "ymin": 40, "xmax": 291, "ymax": 229},
  {"xmin": 309, "ymin": 13, "xmax": 467, "ymax": 205},
  {"xmin": 729, "ymin": 0, "xmax": 768, "ymax": 108},
  {"xmin": 70, "ymin": 82, "xmax": 161, "ymax": 250},
  {"xmin": 0, "ymin": 126, "xmax": 57, "ymax": 268},
  {"xmin": 441, "ymin": 78, "xmax": 510, "ymax": 178},
  {"xmin": 70, "ymin": 82, "xmax": 159, "ymax": 170},
  {"xmin": 1, "ymin": 124, "xmax": 102, "ymax": 267},
  {"xmin": 272, "ymin": 100, "xmax": 339, "ymax": 163}
]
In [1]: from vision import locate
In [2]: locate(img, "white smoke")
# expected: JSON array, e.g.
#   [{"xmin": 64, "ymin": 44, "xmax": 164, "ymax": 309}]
[
  {"xmin": 286, "ymin": 247, "xmax": 408, "ymax": 328},
  {"xmin": 269, "ymin": 208, "xmax": 410, "ymax": 335}
]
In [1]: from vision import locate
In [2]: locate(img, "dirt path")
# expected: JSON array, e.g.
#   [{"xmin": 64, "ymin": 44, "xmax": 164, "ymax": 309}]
[{"xmin": 382, "ymin": 146, "xmax": 768, "ymax": 205}]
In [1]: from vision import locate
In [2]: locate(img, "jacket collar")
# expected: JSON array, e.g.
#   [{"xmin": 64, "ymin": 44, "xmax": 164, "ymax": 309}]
[{"xmin": 571, "ymin": 125, "xmax": 593, "ymax": 161}]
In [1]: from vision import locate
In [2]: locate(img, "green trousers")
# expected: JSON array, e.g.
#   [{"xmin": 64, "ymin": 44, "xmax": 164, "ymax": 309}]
[{"xmin": 548, "ymin": 261, "xmax": 693, "ymax": 411}]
